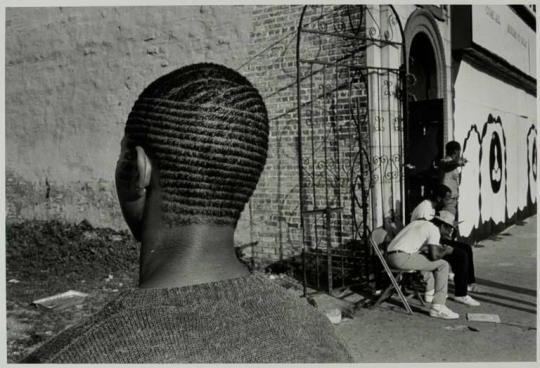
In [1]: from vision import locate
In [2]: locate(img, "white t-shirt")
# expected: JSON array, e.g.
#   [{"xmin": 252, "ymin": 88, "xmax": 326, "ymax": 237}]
[
  {"xmin": 387, "ymin": 220, "xmax": 441, "ymax": 254},
  {"xmin": 410, "ymin": 199, "xmax": 435, "ymax": 221}
]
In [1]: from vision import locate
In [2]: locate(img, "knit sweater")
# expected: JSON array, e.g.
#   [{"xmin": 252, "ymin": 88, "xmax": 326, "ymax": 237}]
[{"xmin": 21, "ymin": 273, "xmax": 352, "ymax": 363}]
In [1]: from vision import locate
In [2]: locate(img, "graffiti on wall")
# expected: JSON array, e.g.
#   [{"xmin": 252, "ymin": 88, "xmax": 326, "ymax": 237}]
[{"xmin": 459, "ymin": 114, "xmax": 535, "ymax": 239}]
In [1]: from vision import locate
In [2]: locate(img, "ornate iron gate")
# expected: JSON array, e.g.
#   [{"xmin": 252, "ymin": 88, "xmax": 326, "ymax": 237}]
[{"xmin": 295, "ymin": 5, "xmax": 407, "ymax": 295}]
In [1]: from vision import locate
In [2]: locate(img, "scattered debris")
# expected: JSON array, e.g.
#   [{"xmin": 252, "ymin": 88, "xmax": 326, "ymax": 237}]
[
  {"xmin": 82, "ymin": 231, "xmax": 99, "ymax": 241},
  {"xmin": 266, "ymin": 273, "xmax": 303, "ymax": 291},
  {"xmin": 306, "ymin": 296, "xmax": 318, "ymax": 308},
  {"xmin": 444, "ymin": 325, "xmax": 479, "ymax": 332},
  {"xmin": 32, "ymin": 290, "xmax": 89, "ymax": 310},
  {"xmin": 326, "ymin": 308, "xmax": 342, "ymax": 324},
  {"xmin": 8, "ymin": 279, "xmax": 20, "ymax": 284},
  {"xmin": 467, "ymin": 313, "xmax": 501, "ymax": 323},
  {"xmin": 444, "ymin": 325, "xmax": 469, "ymax": 331},
  {"xmin": 105, "ymin": 274, "xmax": 114, "ymax": 283},
  {"xmin": 110, "ymin": 235, "xmax": 124, "ymax": 242},
  {"xmin": 341, "ymin": 307, "xmax": 355, "ymax": 320}
]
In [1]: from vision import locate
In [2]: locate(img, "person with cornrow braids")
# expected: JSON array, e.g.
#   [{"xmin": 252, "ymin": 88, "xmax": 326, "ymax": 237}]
[{"xmin": 21, "ymin": 63, "xmax": 353, "ymax": 364}]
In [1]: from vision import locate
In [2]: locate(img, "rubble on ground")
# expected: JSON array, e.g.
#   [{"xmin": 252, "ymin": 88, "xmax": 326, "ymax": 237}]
[{"xmin": 6, "ymin": 220, "xmax": 139, "ymax": 279}]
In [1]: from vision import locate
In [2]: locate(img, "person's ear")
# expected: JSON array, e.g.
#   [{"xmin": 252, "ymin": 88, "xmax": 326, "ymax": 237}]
[
  {"xmin": 115, "ymin": 139, "xmax": 152, "ymax": 241},
  {"xmin": 135, "ymin": 146, "xmax": 152, "ymax": 196},
  {"xmin": 115, "ymin": 139, "xmax": 152, "ymax": 202}
]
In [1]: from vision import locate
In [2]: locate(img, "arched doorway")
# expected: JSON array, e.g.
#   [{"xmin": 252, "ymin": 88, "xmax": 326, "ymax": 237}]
[{"xmin": 403, "ymin": 10, "xmax": 446, "ymax": 220}]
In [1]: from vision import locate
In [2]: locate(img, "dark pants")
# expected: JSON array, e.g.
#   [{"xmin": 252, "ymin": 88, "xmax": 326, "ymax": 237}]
[{"xmin": 442, "ymin": 239, "xmax": 476, "ymax": 297}]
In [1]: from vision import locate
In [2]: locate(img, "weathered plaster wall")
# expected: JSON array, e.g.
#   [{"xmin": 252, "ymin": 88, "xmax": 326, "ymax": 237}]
[
  {"xmin": 454, "ymin": 61, "xmax": 537, "ymax": 239},
  {"xmin": 6, "ymin": 6, "xmax": 255, "ymax": 230}
]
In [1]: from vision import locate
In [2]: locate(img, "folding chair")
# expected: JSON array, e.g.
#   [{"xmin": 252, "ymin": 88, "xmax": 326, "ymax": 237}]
[{"xmin": 369, "ymin": 227, "xmax": 425, "ymax": 315}]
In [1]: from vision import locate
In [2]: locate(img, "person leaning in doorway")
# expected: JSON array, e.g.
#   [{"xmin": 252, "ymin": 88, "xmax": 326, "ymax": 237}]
[{"xmin": 438, "ymin": 140, "xmax": 467, "ymax": 216}]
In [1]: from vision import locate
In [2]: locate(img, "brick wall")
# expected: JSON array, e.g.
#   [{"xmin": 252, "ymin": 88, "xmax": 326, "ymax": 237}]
[
  {"xmin": 240, "ymin": 5, "xmax": 372, "ymax": 268},
  {"xmin": 238, "ymin": 5, "xmax": 305, "ymax": 267}
]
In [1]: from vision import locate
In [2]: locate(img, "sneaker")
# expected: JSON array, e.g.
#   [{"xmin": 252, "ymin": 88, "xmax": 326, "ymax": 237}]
[
  {"xmin": 429, "ymin": 304, "xmax": 459, "ymax": 319},
  {"xmin": 452, "ymin": 295, "xmax": 481, "ymax": 306},
  {"xmin": 424, "ymin": 289, "xmax": 434, "ymax": 303}
]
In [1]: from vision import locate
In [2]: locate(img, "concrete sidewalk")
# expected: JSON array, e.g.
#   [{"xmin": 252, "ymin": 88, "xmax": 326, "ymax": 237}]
[{"xmin": 320, "ymin": 215, "xmax": 537, "ymax": 362}]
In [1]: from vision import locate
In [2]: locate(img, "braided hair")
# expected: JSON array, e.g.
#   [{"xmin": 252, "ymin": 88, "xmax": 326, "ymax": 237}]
[{"xmin": 123, "ymin": 63, "xmax": 269, "ymax": 226}]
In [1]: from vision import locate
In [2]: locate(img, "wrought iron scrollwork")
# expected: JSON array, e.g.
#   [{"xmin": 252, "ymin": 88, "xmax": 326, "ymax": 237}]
[{"xmin": 297, "ymin": 5, "xmax": 406, "ymax": 295}]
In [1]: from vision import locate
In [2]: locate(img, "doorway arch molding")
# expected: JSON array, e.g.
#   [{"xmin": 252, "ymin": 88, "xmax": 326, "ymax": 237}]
[{"xmin": 404, "ymin": 9, "xmax": 446, "ymax": 99}]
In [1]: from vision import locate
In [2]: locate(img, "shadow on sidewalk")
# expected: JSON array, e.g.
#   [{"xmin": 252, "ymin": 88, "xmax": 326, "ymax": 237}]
[
  {"xmin": 471, "ymin": 295, "xmax": 537, "ymax": 314},
  {"xmin": 475, "ymin": 278, "xmax": 536, "ymax": 297},
  {"xmin": 471, "ymin": 291, "xmax": 537, "ymax": 308}
]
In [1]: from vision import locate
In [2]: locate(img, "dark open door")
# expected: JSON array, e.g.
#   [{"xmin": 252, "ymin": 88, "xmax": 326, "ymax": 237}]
[{"xmin": 404, "ymin": 99, "xmax": 444, "ymax": 221}]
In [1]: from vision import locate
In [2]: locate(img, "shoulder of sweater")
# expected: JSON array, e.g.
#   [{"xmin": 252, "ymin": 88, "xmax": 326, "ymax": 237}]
[{"xmin": 20, "ymin": 298, "xmax": 124, "ymax": 363}]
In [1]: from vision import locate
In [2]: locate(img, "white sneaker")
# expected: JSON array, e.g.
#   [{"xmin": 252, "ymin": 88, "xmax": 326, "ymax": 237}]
[
  {"xmin": 453, "ymin": 295, "xmax": 481, "ymax": 306},
  {"xmin": 424, "ymin": 289, "xmax": 434, "ymax": 303},
  {"xmin": 429, "ymin": 304, "xmax": 459, "ymax": 319}
]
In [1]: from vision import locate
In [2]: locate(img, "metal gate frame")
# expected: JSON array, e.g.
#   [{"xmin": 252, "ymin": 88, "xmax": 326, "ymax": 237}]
[{"xmin": 295, "ymin": 5, "xmax": 407, "ymax": 295}]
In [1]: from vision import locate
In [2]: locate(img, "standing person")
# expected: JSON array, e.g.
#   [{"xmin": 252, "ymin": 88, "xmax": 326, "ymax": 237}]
[
  {"xmin": 21, "ymin": 63, "xmax": 352, "ymax": 363},
  {"xmin": 410, "ymin": 184, "xmax": 479, "ymax": 306},
  {"xmin": 439, "ymin": 141, "xmax": 468, "ymax": 216},
  {"xmin": 386, "ymin": 211, "xmax": 460, "ymax": 319}
]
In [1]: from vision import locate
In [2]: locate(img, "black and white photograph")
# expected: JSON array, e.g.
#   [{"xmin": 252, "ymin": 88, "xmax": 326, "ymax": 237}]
[{"xmin": 4, "ymin": 3, "xmax": 537, "ymax": 364}]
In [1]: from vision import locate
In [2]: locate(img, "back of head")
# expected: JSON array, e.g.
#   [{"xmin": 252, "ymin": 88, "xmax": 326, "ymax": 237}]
[
  {"xmin": 431, "ymin": 184, "xmax": 451, "ymax": 200},
  {"xmin": 445, "ymin": 141, "xmax": 461, "ymax": 156},
  {"xmin": 124, "ymin": 63, "xmax": 269, "ymax": 226}
]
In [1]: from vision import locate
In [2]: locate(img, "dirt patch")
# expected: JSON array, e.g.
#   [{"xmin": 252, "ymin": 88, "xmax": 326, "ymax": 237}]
[{"xmin": 6, "ymin": 220, "xmax": 139, "ymax": 362}]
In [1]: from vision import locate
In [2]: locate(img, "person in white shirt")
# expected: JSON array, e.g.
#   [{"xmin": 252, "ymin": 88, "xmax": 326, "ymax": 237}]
[
  {"xmin": 410, "ymin": 185, "xmax": 479, "ymax": 306},
  {"xmin": 386, "ymin": 211, "xmax": 460, "ymax": 319}
]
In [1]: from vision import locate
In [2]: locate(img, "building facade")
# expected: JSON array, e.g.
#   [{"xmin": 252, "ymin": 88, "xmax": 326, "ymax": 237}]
[
  {"xmin": 451, "ymin": 5, "xmax": 537, "ymax": 240},
  {"xmin": 6, "ymin": 5, "xmax": 536, "ymax": 271}
]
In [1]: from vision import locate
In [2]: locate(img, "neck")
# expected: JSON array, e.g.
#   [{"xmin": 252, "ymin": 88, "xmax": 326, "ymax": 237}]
[{"xmin": 138, "ymin": 224, "xmax": 249, "ymax": 289}]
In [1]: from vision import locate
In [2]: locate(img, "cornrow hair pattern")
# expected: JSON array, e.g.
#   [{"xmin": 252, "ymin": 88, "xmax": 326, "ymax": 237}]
[{"xmin": 125, "ymin": 63, "xmax": 269, "ymax": 226}]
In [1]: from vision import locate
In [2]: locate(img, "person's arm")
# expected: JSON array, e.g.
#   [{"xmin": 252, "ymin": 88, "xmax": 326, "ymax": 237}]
[
  {"xmin": 439, "ymin": 157, "xmax": 468, "ymax": 173},
  {"xmin": 422, "ymin": 222, "xmax": 452, "ymax": 260},
  {"xmin": 425, "ymin": 243, "xmax": 453, "ymax": 261}
]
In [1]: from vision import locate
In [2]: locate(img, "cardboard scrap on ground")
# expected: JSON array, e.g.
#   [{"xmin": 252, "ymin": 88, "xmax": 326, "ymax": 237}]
[
  {"xmin": 32, "ymin": 290, "xmax": 89, "ymax": 310},
  {"xmin": 467, "ymin": 313, "xmax": 501, "ymax": 323}
]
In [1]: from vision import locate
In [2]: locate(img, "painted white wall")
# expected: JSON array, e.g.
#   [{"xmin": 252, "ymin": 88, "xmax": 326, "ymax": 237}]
[
  {"xmin": 454, "ymin": 61, "xmax": 536, "ymax": 236},
  {"xmin": 472, "ymin": 5, "xmax": 536, "ymax": 78}
]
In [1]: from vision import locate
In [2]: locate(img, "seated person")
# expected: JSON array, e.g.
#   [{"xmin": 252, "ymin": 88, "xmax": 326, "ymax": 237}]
[
  {"xmin": 411, "ymin": 184, "xmax": 479, "ymax": 306},
  {"xmin": 21, "ymin": 63, "xmax": 352, "ymax": 363},
  {"xmin": 386, "ymin": 211, "xmax": 460, "ymax": 319}
]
